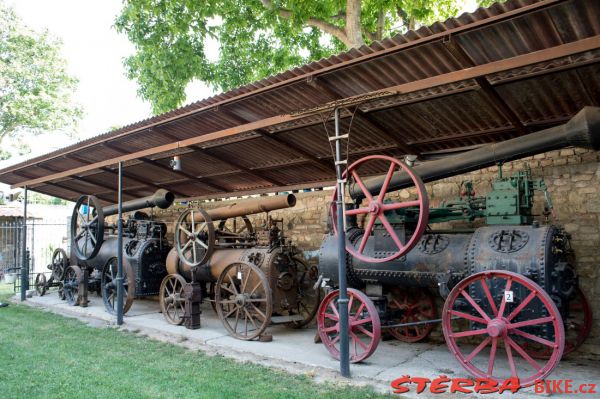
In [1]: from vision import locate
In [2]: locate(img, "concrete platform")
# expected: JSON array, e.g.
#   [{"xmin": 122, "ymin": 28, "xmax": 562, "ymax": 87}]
[{"xmin": 19, "ymin": 291, "xmax": 599, "ymax": 398}]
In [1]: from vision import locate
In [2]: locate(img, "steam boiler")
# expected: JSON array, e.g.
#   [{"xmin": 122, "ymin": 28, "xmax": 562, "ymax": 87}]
[
  {"xmin": 317, "ymin": 107, "xmax": 599, "ymax": 386},
  {"xmin": 160, "ymin": 194, "xmax": 320, "ymax": 340},
  {"xmin": 62, "ymin": 189, "xmax": 174, "ymax": 314}
]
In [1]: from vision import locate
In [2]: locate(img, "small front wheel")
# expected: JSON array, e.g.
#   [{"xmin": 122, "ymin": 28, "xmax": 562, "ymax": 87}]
[{"xmin": 317, "ymin": 288, "xmax": 381, "ymax": 363}]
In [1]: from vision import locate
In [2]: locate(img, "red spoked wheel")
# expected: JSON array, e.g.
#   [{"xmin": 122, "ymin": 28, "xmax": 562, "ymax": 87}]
[
  {"xmin": 525, "ymin": 286, "xmax": 592, "ymax": 359},
  {"xmin": 331, "ymin": 155, "xmax": 429, "ymax": 263},
  {"xmin": 442, "ymin": 271, "xmax": 564, "ymax": 387},
  {"xmin": 317, "ymin": 288, "xmax": 381, "ymax": 363},
  {"xmin": 387, "ymin": 287, "xmax": 437, "ymax": 343}
]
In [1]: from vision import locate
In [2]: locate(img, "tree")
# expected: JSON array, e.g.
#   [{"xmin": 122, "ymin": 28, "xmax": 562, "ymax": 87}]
[
  {"xmin": 0, "ymin": 1, "xmax": 82, "ymax": 154},
  {"xmin": 115, "ymin": 0, "xmax": 464, "ymax": 115}
]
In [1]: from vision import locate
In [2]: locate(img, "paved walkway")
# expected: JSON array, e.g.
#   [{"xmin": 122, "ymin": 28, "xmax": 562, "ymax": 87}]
[{"xmin": 19, "ymin": 292, "xmax": 599, "ymax": 398}]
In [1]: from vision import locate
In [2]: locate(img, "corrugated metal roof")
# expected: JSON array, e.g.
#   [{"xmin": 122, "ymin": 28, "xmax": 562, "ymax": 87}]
[{"xmin": 0, "ymin": 0, "xmax": 599, "ymax": 204}]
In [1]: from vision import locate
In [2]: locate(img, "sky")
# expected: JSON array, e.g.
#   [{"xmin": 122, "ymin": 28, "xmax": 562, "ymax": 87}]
[{"xmin": 2, "ymin": 0, "xmax": 215, "ymax": 168}]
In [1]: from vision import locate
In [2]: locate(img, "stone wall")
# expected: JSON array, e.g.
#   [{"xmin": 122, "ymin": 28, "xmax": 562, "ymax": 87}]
[{"xmin": 140, "ymin": 148, "xmax": 600, "ymax": 358}]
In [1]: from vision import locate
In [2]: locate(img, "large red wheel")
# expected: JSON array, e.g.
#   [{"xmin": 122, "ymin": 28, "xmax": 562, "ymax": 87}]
[
  {"xmin": 331, "ymin": 155, "xmax": 428, "ymax": 263},
  {"xmin": 387, "ymin": 287, "xmax": 437, "ymax": 343},
  {"xmin": 525, "ymin": 286, "xmax": 592, "ymax": 359},
  {"xmin": 442, "ymin": 271, "xmax": 564, "ymax": 387},
  {"xmin": 317, "ymin": 288, "xmax": 381, "ymax": 363}
]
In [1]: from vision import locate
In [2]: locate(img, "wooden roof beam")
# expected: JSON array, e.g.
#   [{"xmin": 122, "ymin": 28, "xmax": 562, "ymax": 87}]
[
  {"xmin": 214, "ymin": 107, "xmax": 333, "ymax": 173},
  {"xmin": 443, "ymin": 39, "xmax": 527, "ymax": 136},
  {"xmin": 155, "ymin": 130, "xmax": 286, "ymax": 187},
  {"xmin": 64, "ymin": 153, "xmax": 189, "ymax": 198},
  {"xmin": 101, "ymin": 142, "xmax": 230, "ymax": 193}
]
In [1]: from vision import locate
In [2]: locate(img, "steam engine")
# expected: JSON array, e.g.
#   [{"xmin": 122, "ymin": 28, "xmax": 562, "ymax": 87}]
[{"xmin": 63, "ymin": 189, "xmax": 175, "ymax": 313}]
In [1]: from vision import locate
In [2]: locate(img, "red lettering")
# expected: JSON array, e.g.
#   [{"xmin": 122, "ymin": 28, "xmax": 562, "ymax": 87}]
[
  {"xmin": 474, "ymin": 378, "xmax": 499, "ymax": 394},
  {"xmin": 391, "ymin": 376, "xmax": 411, "ymax": 394},
  {"xmin": 552, "ymin": 380, "xmax": 564, "ymax": 394},
  {"xmin": 412, "ymin": 377, "xmax": 431, "ymax": 394},
  {"xmin": 564, "ymin": 380, "xmax": 573, "ymax": 394},
  {"xmin": 535, "ymin": 381, "xmax": 546, "ymax": 394},
  {"xmin": 450, "ymin": 378, "xmax": 474, "ymax": 394},
  {"xmin": 430, "ymin": 376, "xmax": 450, "ymax": 394},
  {"xmin": 498, "ymin": 377, "xmax": 520, "ymax": 394},
  {"xmin": 587, "ymin": 383, "xmax": 597, "ymax": 394}
]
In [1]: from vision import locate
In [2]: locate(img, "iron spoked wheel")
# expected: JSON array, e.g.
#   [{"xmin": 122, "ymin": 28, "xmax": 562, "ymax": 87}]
[
  {"xmin": 35, "ymin": 273, "xmax": 47, "ymax": 296},
  {"xmin": 330, "ymin": 155, "xmax": 429, "ymax": 263},
  {"xmin": 58, "ymin": 282, "xmax": 66, "ymax": 300},
  {"xmin": 525, "ymin": 286, "xmax": 592, "ymax": 359},
  {"xmin": 209, "ymin": 282, "xmax": 235, "ymax": 315},
  {"xmin": 215, "ymin": 262, "xmax": 272, "ymax": 341},
  {"xmin": 175, "ymin": 208, "xmax": 215, "ymax": 267},
  {"xmin": 71, "ymin": 195, "xmax": 104, "ymax": 261},
  {"xmin": 387, "ymin": 287, "xmax": 437, "ymax": 343},
  {"xmin": 287, "ymin": 256, "xmax": 320, "ymax": 328},
  {"xmin": 442, "ymin": 270, "xmax": 564, "ymax": 387},
  {"xmin": 159, "ymin": 274, "xmax": 187, "ymax": 325},
  {"xmin": 317, "ymin": 288, "xmax": 381, "ymax": 363},
  {"xmin": 218, "ymin": 216, "xmax": 254, "ymax": 241},
  {"xmin": 50, "ymin": 248, "xmax": 68, "ymax": 281},
  {"xmin": 63, "ymin": 265, "xmax": 83, "ymax": 306},
  {"xmin": 101, "ymin": 257, "xmax": 136, "ymax": 315}
]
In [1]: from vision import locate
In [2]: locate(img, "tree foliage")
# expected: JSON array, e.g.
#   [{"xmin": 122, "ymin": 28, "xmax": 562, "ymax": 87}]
[
  {"xmin": 0, "ymin": 1, "xmax": 82, "ymax": 152},
  {"xmin": 115, "ymin": 0, "xmax": 466, "ymax": 115}
]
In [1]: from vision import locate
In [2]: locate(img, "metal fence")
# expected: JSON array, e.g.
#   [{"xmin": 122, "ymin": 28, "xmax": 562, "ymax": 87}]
[{"xmin": 0, "ymin": 219, "xmax": 69, "ymax": 293}]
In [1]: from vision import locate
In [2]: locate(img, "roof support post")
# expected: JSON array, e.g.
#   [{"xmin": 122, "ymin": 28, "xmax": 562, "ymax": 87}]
[
  {"xmin": 333, "ymin": 108, "xmax": 350, "ymax": 378},
  {"xmin": 20, "ymin": 186, "xmax": 28, "ymax": 301},
  {"xmin": 116, "ymin": 162, "xmax": 124, "ymax": 326}
]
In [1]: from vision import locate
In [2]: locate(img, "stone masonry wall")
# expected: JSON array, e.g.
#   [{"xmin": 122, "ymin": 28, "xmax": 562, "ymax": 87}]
[{"xmin": 138, "ymin": 148, "xmax": 600, "ymax": 358}]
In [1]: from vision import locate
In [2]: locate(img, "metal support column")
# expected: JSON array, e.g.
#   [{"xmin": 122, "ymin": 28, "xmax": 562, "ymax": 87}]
[
  {"xmin": 116, "ymin": 162, "xmax": 124, "ymax": 325},
  {"xmin": 333, "ymin": 108, "xmax": 350, "ymax": 377},
  {"xmin": 20, "ymin": 186, "xmax": 28, "ymax": 301}
]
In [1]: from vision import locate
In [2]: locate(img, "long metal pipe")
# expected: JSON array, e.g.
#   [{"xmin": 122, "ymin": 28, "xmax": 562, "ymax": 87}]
[
  {"xmin": 187, "ymin": 194, "xmax": 296, "ymax": 222},
  {"xmin": 350, "ymin": 106, "xmax": 600, "ymax": 199},
  {"xmin": 102, "ymin": 189, "xmax": 175, "ymax": 216}
]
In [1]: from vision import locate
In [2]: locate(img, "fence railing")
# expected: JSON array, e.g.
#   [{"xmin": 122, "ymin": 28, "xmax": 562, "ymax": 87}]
[{"xmin": 0, "ymin": 220, "xmax": 69, "ymax": 293}]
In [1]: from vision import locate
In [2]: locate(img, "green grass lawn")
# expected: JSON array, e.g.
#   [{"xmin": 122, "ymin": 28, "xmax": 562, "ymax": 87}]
[{"xmin": 0, "ymin": 286, "xmax": 390, "ymax": 399}]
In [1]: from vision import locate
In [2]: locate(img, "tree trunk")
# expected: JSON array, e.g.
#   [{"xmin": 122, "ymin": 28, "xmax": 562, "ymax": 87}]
[{"xmin": 345, "ymin": 0, "xmax": 365, "ymax": 48}]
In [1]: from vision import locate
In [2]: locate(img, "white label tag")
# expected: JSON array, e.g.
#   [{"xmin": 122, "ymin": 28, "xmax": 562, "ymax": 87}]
[
  {"xmin": 504, "ymin": 290, "xmax": 514, "ymax": 303},
  {"xmin": 237, "ymin": 271, "xmax": 242, "ymax": 280}
]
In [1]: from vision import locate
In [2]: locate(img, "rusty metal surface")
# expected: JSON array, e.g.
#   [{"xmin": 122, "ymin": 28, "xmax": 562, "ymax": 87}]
[
  {"xmin": 0, "ymin": 0, "xmax": 599, "ymax": 202},
  {"xmin": 188, "ymin": 194, "xmax": 296, "ymax": 222}
]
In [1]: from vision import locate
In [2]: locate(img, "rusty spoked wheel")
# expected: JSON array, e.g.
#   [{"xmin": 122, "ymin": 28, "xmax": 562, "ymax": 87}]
[
  {"xmin": 330, "ymin": 155, "xmax": 429, "ymax": 263},
  {"xmin": 442, "ymin": 270, "xmax": 564, "ymax": 387},
  {"xmin": 317, "ymin": 288, "xmax": 381, "ymax": 363},
  {"xmin": 287, "ymin": 256, "xmax": 321, "ymax": 328},
  {"xmin": 209, "ymin": 282, "xmax": 234, "ymax": 315},
  {"xmin": 101, "ymin": 257, "xmax": 135, "ymax": 315},
  {"xmin": 217, "ymin": 215, "xmax": 254, "ymax": 242},
  {"xmin": 525, "ymin": 286, "xmax": 592, "ymax": 359},
  {"xmin": 387, "ymin": 287, "xmax": 437, "ymax": 342},
  {"xmin": 63, "ymin": 265, "xmax": 83, "ymax": 306},
  {"xmin": 35, "ymin": 273, "xmax": 47, "ymax": 296},
  {"xmin": 215, "ymin": 262, "xmax": 272, "ymax": 340},
  {"xmin": 58, "ymin": 282, "xmax": 66, "ymax": 300},
  {"xmin": 159, "ymin": 274, "xmax": 187, "ymax": 325},
  {"xmin": 71, "ymin": 195, "xmax": 104, "ymax": 261},
  {"xmin": 175, "ymin": 208, "xmax": 215, "ymax": 267},
  {"xmin": 50, "ymin": 248, "xmax": 68, "ymax": 281}
]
